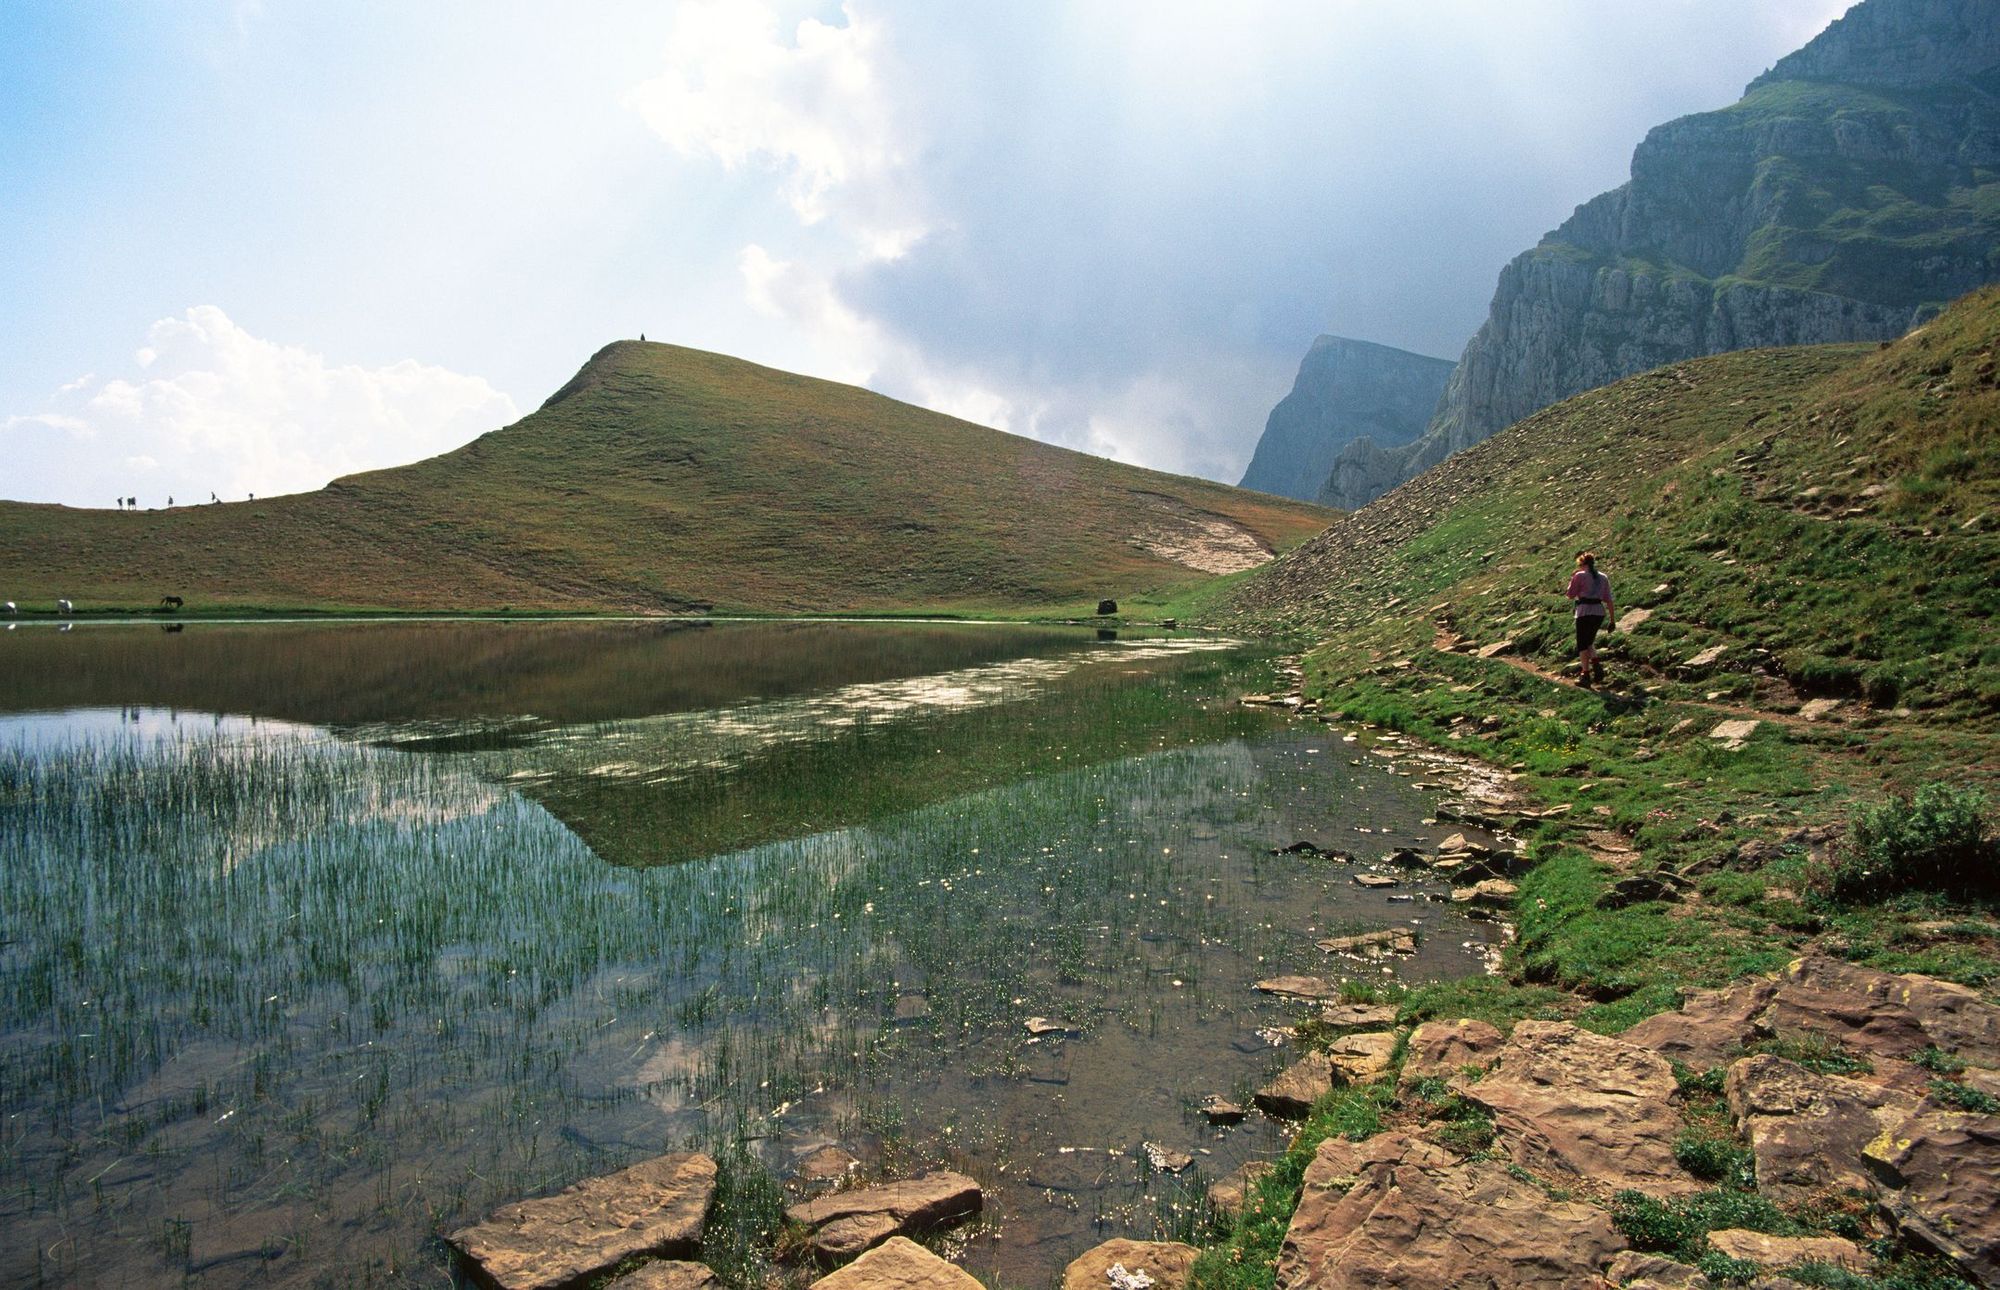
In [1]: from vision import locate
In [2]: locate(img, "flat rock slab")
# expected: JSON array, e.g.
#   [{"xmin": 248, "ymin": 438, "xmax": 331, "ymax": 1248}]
[
  {"xmin": 786, "ymin": 1171, "xmax": 982, "ymax": 1263},
  {"xmin": 449, "ymin": 1151, "xmax": 716, "ymax": 1290},
  {"xmin": 1725, "ymin": 1054, "xmax": 1918, "ymax": 1204},
  {"xmin": 1400, "ymin": 1018, "xmax": 1505, "ymax": 1086},
  {"xmin": 1256, "ymin": 1053, "xmax": 1337, "ymax": 1119},
  {"xmin": 1352, "ymin": 873, "xmax": 1400, "ymax": 889},
  {"xmin": 1299, "ymin": 1131, "xmax": 1452, "ymax": 1192},
  {"xmin": 1709, "ymin": 719, "xmax": 1760, "ymax": 746},
  {"xmin": 603, "ymin": 1262, "xmax": 722, "ymax": 1290},
  {"xmin": 1866, "ymin": 1109, "xmax": 2000, "ymax": 1287},
  {"xmin": 1199, "ymin": 1094, "xmax": 1247, "ymax": 1124},
  {"xmin": 809, "ymin": 1236, "xmax": 982, "ymax": 1289},
  {"xmin": 1062, "ymin": 1239, "xmax": 1200, "ymax": 1290},
  {"xmin": 1319, "ymin": 1003, "xmax": 1399, "ymax": 1029},
  {"xmin": 1604, "ymin": 1251, "xmax": 1713, "ymax": 1288},
  {"xmin": 1622, "ymin": 980, "xmax": 1776, "ymax": 1069},
  {"xmin": 1707, "ymin": 1228, "xmax": 1867, "ymax": 1273},
  {"xmin": 1276, "ymin": 1149, "xmax": 1624, "ymax": 1288},
  {"xmin": 1325, "ymin": 1032, "xmax": 1398, "ymax": 1083},
  {"xmin": 1317, "ymin": 929, "xmax": 1415, "ymax": 956},
  {"xmin": 1768, "ymin": 955, "xmax": 2000, "ymax": 1063},
  {"xmin": 1454, "ymin": 1020, "xmax": 1700, "ymax": 1194},
  {"xmin": 1256, "ymin": 975, "xmax": 1339, "ymax": 1001}
]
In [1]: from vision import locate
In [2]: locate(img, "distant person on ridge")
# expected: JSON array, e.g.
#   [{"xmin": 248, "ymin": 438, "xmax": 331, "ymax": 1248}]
[{"xmin": 1566, "ymin": 551, "xmax": 1615, "ymax": 683}]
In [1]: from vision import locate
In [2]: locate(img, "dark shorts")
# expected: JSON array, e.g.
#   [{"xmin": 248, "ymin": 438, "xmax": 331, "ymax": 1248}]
[{"xmin": 1576, "ymin": 614, "xmax": 1606, "ymax": 653}]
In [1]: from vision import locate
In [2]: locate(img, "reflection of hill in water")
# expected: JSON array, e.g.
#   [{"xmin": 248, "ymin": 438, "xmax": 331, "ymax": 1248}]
[
  {"xmin": 498, "ymin": 640, "xmax": 1268, "ymax": 866},
  {"xmin": 0, "ymin": 619, "xmax": 1094, "ymax": 724}
]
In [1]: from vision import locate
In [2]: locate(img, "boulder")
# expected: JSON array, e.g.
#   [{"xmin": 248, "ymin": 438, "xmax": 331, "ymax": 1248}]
[
  {"xmin": 808, "ymin": 1236, "xmax": 982, "ymax": 1289},
  {"xmin": 603, "ymin": 1263, "xmax": 721, "ymax": 1290},
  {"xmin": 786, "ymin": 1171, "xmax": 983, "ymax": 1264},
  {"xmin": 1256, "ymin": 1053, "xmax": 1337, "ymax": 1118},
  {"xmin": 1276, "ymin": 1151, "xmax": 1624, "ymax": 1287},
  {"xmin": 449, "ymin": 1152, "xmax": 717, "ymax": 1290},
  {"xmin": 1061, "ymin": 1239, "xmax": 1200, "ymax": 1290},
  {"xmin": 1865, "ymin": 1108, "xmax": 2000, "ymax": 1286},
  {"xmin": 1622, "ymin": 981, "xmax": 1775, "ymax": 1069},
  {"xmin": 1453, "ymin": 1020, "xmax": 1700, "ymax": 1194},
  {"xmin": 1705, "ymin": 1228, "xmax": 1868, "ymax": 1273},
  {"xmin": 1207, "ymin": 1160, "xmax": 1272, "ymax": 1217},
  {"xmin": 1400, "ymin": 1018, "xmax": 1505, "ymax": 1085},
  {"xmin": 1325, "ymin": 1032, "xmax": 1398, "ymax": 1083},
  {"xmin": 1724, "ymin": 1054, "xmax": 1919, "ymax": 1204},
  {"xmin": 1320, "ymin": 1003, "xmax": 1399, "ymax": 1029}
]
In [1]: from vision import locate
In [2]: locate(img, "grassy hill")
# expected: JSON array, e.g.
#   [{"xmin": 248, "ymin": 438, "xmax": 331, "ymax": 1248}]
[{"xmin": 0, "ymin": 343, "xmax": 1331, "ymax": 616}]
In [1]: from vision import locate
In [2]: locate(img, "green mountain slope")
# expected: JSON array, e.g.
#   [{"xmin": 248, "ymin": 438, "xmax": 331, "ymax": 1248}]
[
  {"xmin": 1228, "ymin": 284, "xmax": 2000, "ymax": 720},
  {"xmin": 0, "ymin": 342, "xmax": 1332, "ymax": 615}
]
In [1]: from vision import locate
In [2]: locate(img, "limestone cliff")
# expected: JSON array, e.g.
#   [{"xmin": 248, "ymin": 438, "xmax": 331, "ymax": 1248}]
[
  {"xmin": 1318, "ymin": 0, "xmax": 2000, "ymax": 510},
  {"xmin": 1237, "ymin": 337, "xmax": 1454, "ymax": 502}
]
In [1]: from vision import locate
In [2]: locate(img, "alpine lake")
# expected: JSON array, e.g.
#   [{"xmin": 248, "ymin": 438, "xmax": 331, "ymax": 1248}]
[{"xmin": 0, "ymin": 618, "xmax": 1503, "ymax": 1288}]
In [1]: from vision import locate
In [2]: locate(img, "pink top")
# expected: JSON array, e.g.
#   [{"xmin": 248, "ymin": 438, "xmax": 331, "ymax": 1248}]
[{"xmin": 1567, "ymin": 569, "xmax": 1612, "ymax": 619}]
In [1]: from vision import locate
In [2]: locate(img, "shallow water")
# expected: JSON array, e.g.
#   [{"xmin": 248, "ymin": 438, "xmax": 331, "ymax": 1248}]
[{"xmin": 0, "ymin": 621, "xmax": 1498, "ymax": 1287}]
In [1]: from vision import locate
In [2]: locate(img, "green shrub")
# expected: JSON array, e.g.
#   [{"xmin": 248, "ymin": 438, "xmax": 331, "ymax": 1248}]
[
  {"xmin": 1611, "ymin": 1188, "xmax": 1802, "ymax": 1263},
  {"xmin": 1816, "ymin": 784, "xmax": 1995, "ymax": 903},
  {"xmin": 1674, "ymin": 1129, "xmax": 1754, "ymax": 1185}
]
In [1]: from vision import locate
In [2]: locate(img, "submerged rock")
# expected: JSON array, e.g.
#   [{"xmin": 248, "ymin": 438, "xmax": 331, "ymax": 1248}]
[
  {"xmin": 603, "ymin": 1263, "xmax": 722, "ymax": 1290},
  {"xmin": 1062, "ymin": 1238, "xmax": 1200, "ymax": 1290},
  {"xmin": 809, "ymin": 1236, "xmax": 982, "ymax": 1289},
  {"xmin": 1199, "ymin": 1094, "xmax": 1247, "ymax": 1125},
  {"xmin": 448, "ymin": 1151, "xmax": 717, "ymax": 1290},
  {"xmin": 1255, "ymin": 975, "xmax": 1340, "ymax": 1001},
  {"xmin": 786, "ymin": 1171, "xmax": 982, "ymax": 1264}
]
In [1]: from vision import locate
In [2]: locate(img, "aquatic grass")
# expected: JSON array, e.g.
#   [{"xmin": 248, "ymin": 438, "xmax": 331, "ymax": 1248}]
[{"xmin": 0, "ymin": 633, "xmax": 1488, "ymax": 1286}]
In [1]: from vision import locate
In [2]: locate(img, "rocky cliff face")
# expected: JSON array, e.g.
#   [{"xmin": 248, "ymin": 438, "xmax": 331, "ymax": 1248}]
[
  {"xmin": 1318, "ymin": 0, "xmax": 2000, "ymax": 511},
  {"xmin": 1237, "ymin": 338, "xmax": 1454, "ymax": 502}
]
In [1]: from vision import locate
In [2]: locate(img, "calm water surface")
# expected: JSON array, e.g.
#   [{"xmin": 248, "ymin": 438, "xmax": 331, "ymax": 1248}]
[{"xmin": 0, "ymin": 621, "xmax": 1498, "ymax": 1288}]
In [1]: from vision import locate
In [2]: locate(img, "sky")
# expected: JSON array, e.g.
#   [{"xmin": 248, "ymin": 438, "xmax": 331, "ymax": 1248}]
[{"xmin": 0, "ymin": 0, "xmax": 1855, "ymax": 508}]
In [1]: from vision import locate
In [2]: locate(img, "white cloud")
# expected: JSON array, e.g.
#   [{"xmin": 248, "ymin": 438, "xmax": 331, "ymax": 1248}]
[
  {"xmin": 627, "ymin": 0, "xmax": 918, "ymax": 241},
  {"xmin": 0, "ymin": 306, "xmax": 518, "ymax": 507}
]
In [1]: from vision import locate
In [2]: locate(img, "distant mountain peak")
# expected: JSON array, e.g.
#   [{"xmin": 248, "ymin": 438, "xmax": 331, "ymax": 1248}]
[{"xmin": 1749, "ymin": 0, "xmax": 2000, "ymax": 93}]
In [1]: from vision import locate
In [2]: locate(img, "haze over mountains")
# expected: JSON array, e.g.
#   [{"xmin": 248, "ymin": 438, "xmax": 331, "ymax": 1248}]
[
  {"xmin": 1236, "ymin": 339, "xmax": 1454, "ymax": 504},
  {"xmin": 1244, "ymin": 0, "xmax": 2000, "ymax": 508}
]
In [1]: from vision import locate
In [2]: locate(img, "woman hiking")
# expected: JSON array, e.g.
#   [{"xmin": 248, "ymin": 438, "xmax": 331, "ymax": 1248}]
[{"xmin": 1565, "ymin": 550, "xmax": 1615, "ymax": 683}]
